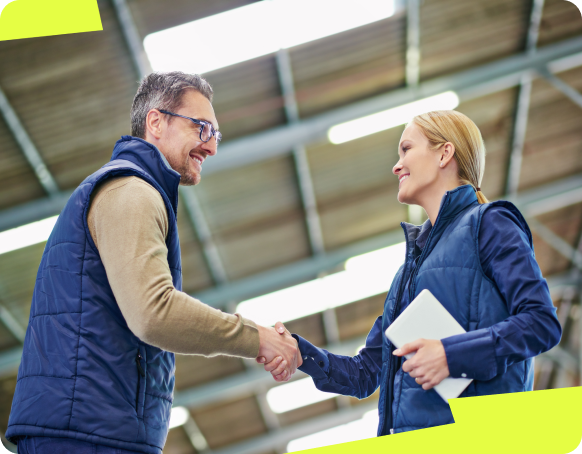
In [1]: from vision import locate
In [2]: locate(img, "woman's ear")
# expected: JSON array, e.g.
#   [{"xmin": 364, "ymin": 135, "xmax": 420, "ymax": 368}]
[{"xmin": 440, "ymin": 142, "xmax": 456, "ymax": 168}]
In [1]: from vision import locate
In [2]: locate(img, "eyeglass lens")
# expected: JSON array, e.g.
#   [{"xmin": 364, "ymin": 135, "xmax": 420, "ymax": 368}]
[{"xmin": 200, "ymin": 123, "xmax": 221, "ymax": 144}]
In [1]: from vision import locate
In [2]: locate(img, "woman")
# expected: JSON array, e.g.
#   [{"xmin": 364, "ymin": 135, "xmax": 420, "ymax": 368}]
[{"xmin": 259, "ymin": 110, "xmax": 562, "ymax": 434}]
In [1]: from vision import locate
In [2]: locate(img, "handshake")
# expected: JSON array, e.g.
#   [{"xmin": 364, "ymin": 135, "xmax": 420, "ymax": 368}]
[{"xmin": 256, "ymin": 321, "xmax": 303, "ymax": 382}]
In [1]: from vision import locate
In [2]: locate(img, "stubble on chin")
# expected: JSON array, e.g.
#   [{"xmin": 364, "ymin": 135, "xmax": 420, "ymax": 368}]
[{"xmin": 167, "ymin": 154, "xmax": 199, "ymax": 186}]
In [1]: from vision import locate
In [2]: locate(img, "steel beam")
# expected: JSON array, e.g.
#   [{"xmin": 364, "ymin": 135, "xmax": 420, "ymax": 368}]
[
  {"xmin": 539, "ymin": 68, "xmax": 582, "ymax": 109},
  {"xmin": 506, "ymin": 73, "xmax": 533, "ymax": 196},
  {"xmin": 194, "ymin": 174, "xmax": 582, "ymax": 308},
  {"xmin": 0, "ymin": 190, "xmax": 72, "ymax": 232},
  {"xmin": 406, "ymin": 0, "xmax": 421, "ymax": 225},
  {"xmin": 405, "ymin": 0, "xmax": 420, "ymax": 88},
  {"xmin": 173, "ymin": 337, "xmax": 364, "ymax": 409},
  {"xmin": 0, "ymin": 304, "xmax": 25, "ymax": 343},
  {"xmin": 202, "ymin": 35, "xmax": 582, "ymax": 175},
  {"xmin": 111, "ymin": 0, "xmax": 152, "ymax": 77},
  {"xmin": 503, "ymin": 0, "xmax": 545, "ymax": 197},
  {"xmin": 182, "ymin": 414, "xmax": 212, "ymax": 454},
  {"xmin": 3, "ymin": 38, "xmax": 582, "ymax": 233},
  {"xmin": 0, "ymin": 86, "xmax": 60, "ymax": 198},
  {"xmin": 211, "ymin": 402, "xmax": 378, "ymax": 454},
  {"xmin": 528, "ymin": 218, "xmax": 582, "ymax": 271},
  {"xmin": 276, "ymin": 49, "xmax": 326, "ymax": 255},
  {"xmin": 0, "ymin": 268, "xmax": 577, "ymax": 382},
  {"xmin": 111, "ymin": 0, "xmax": 229, "ymax": 286},
  {"xmin": 0, "ymin": 346, "xmax": 22, "ymax": 378},
  {"xmin": 180, "ymin": 187, "xmax": 229, "ymax": 284}
]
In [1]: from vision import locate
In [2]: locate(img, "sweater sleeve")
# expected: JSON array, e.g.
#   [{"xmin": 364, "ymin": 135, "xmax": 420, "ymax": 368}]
[
  {"xmin": 87, "ymin": 176, "xmax": 259, "ymax": 358},
  {"xmin": 441, "ymin": 206, "xmax": 562, "ymax": 380}
]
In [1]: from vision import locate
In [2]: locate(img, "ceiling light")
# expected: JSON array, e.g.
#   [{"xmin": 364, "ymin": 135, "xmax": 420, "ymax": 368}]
[
  {"xmin": 144, "ymin": 0, "xmax": 398, "ymax": 75},
  {"xmin": 169, "ymin": 406, "xmax": 189, "ymax": 429},
  {"xmin": 266, "ymin": 377, "xmax": 338, "ymax": 414},
  {"xmin": 287, "ymin": 410, "xmax": 378, "ymax": 452},
  {"xmin": 236, "ymin": 242, "xmax": 405, "ymax": 326},
  {"xmin": 328, "ymin": 91, "xmax": 460, "ymax": 144},
  {"xmin": 0, "ymin": 216, "xmax": 58, "ymax": 256}
]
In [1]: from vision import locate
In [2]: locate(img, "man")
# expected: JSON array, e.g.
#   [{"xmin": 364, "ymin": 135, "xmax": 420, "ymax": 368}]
[{"xmin": 6, "ymin": 72, "xmax": 298, "ymax": 454}]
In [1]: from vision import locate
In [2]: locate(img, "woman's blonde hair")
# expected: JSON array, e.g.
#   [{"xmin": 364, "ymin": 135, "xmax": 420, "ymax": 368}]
[{"xmin": 411, "ymin": 110, "xmax": 489, "ymax": 204}]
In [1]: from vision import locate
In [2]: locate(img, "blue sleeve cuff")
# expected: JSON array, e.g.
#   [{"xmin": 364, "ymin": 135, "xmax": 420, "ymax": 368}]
[
  {"xmin": 292, "ymin": 334, "xmax": 330, "ymax": 380},
  {"xmin": 441, "ymin": 328, "xmax": 497, "ymax": 381}
]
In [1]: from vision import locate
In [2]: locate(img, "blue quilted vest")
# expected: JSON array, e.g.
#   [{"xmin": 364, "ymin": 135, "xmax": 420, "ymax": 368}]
[
  {"xmin": 377, "ymin": 185, "xmax": 534, "ymax": 435},
  {"xmin": 7, "ymin": 136, "xmax": 182, "ymax": 454}
]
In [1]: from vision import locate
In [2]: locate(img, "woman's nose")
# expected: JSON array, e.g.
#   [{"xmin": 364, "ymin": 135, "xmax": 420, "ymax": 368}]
[{"xmin": 393, "ymin": 161, "xmax": 402, "ymax": 176}]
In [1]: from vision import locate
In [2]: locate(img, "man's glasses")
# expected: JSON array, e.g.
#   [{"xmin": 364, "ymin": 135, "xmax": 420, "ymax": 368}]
[{"xmin": 158, "ymin": 109, "xmax": 222, "ymax": 144}]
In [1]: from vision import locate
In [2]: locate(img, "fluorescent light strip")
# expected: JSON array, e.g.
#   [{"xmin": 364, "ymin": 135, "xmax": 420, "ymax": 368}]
[
  {"xmin": 266, "ymin": 377, "xmax": 338, "ymax": 414},
  {"xmin": 328, "ymin": 91, "xmax": 460, "ymax": 144},
  {"xmin": 144, "ymin": 0, "xmax": 397, "ymax": 75},
  {"xmin": 0, "ymin": 216, "xmax": 58, "ymax": 256},
  {"xmin": 287, "ymin": 410, "xmax": 379, "ymax": 452},
  {"xmin": 236, "ymin": 242, "xmax": 405, "ymax": 326}
]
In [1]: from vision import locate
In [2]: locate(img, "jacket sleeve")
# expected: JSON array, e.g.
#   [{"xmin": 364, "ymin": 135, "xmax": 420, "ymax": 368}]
[
  {"xmin": 441, "ymin": 205, "xmax": 562, "ymax": 381},
  {"xmin": 293, "ymin": 315, "xmax": 384, "ymax": 399}
]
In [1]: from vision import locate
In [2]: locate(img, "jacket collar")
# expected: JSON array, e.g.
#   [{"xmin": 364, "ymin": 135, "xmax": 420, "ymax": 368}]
[{"xmin": 110, "ymin": 136, "xmax": 181, "ymax": 214}]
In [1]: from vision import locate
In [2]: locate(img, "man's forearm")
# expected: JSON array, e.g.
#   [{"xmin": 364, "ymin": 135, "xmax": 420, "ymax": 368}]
[{"xmin": 89, "ymin": 176, "xmax": 259, "ymax": 358}]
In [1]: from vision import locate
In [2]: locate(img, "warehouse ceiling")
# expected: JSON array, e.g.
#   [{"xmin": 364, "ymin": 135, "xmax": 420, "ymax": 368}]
[{"xmin": 1, "ymin": 0, "xmax": 582, "ymax": 453}]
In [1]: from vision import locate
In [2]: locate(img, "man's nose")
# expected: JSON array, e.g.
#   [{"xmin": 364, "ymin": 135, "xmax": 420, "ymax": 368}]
[{"xmin": 201, "ymin": 137, "xmax": 218, "ymax": 156}]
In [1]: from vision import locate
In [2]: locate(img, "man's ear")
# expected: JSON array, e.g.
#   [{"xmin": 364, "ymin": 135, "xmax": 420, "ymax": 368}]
[
  {"xmin": 145, "ymin": 109, "xmax": 163, "ymax": 140},
  {"xmin": 440, "ymin": 142, "xmax": 456, "ymax": 167}
]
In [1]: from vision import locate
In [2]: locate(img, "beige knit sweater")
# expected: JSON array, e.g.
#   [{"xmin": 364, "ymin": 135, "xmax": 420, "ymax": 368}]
[{"xmin": 87, "ymin": 176, "xmax": 259, "ymax": 358}]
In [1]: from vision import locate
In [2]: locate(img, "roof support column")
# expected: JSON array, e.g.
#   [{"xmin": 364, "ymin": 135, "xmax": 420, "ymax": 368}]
[
  {"xmin": 405, "ymin": 0, "xmax": 424, "ymax": 225},
  {"xmin": 276, "ymin": 49, "xmax": 326, "ymax": 256},
  {"xmin": 528, "ymin": 218, "xmax": 582, "ymax": 271},
  {"xmin": 505, "ymin": 0, "xmax": 545, "ymax": 197},
  {"xmin": 110, "ymin": 0, "xmax": 229, "ymax": 285},
  {"xmin": 0, "ymin": 86, "xmax": 60, "ymax": 198},
  {"xmin": 539, "ymin": 68, "xmax": 582, "ymax": 109},
  {"xmin": 183, "ymin": 413, "xmax": 213, "ymax": 454}
]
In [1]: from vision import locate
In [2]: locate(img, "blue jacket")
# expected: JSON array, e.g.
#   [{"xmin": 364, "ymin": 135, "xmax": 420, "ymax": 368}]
[
  {"xmin": 296, "ymin": 185, "xmax": 561, "ymax": 434},
  {"xmin": 7, "ymin": 136, "xmax": 182, "ymax": 454}
]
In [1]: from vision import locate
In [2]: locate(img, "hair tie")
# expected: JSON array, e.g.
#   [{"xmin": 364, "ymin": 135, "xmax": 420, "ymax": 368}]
[{"xmin": 475, "ymin": 187, "xmax": 481, "ymax": 192}]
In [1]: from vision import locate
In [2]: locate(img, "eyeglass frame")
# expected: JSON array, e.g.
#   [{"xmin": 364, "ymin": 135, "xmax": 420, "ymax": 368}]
[{"xmin": 158, "ymin": 109, "xmax": 222, "ymax": 144}]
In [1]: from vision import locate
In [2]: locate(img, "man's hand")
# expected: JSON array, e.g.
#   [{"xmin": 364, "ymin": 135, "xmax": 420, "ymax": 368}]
[
  {"xmin": 256, "ymin": 322, "xmax": 301, "ymax": 382},
  {"xmin": 393, "ymin": 338, "xmax": 449, "ymax": 390}
]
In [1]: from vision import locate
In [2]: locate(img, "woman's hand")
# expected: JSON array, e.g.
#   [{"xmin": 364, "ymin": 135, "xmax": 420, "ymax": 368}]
[{"xmin": 393, "ymin": 339, "xmax": 450, "ymax": 390}]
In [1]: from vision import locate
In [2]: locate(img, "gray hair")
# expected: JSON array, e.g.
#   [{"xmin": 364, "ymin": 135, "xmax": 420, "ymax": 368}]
[{"xmin": 131, "ymin": 72, "xmax": 214, "ymax": 138}]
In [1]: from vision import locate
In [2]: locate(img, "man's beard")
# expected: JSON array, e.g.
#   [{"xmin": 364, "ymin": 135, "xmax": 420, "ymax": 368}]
[{"xmin": 167, "ymin": 154, "xmax": 199, "ymax": 186}]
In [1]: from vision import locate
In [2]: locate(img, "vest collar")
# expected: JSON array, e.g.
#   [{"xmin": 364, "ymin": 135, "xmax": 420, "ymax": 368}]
[
  {"xmin": 402, "ymin": 185, "xmax": 478, "ymax": 238},
  {"xmin": 111, "ymin": 136, "xmax": 181, "ymax": 214}
]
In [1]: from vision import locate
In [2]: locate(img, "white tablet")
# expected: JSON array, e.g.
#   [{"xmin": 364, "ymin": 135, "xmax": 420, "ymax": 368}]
[{"xmin": 385, "ymin": 289, "xmax": 472, "ymax": 402}]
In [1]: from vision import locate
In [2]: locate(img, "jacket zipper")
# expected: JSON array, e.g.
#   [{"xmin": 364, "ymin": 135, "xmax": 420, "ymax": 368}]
[{"xmin": 135, "ymin": 350, "xmax": 145, "ymax": 410}]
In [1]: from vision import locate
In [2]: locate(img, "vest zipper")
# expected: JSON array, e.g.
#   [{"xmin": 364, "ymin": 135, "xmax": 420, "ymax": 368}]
[
  {"xmin": 135, "ymin": 350, "xmax": 145, "ymax": 410},
  {"xmin": 382, "ymin": 224, "xmax": 414, "ymax": 436},
  {"xmin": 408, "ymin": 194, "xmax": 451, "ymax": 301}
]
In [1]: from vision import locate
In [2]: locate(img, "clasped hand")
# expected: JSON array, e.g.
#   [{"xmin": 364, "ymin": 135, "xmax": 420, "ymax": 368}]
[
  {"xmin": 256, "ymin": 322, "xmax": 302, "ymax": 382},
  {"xmin": 393, "ymin": 338, "xmax": 450, "ymax": 390}
]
